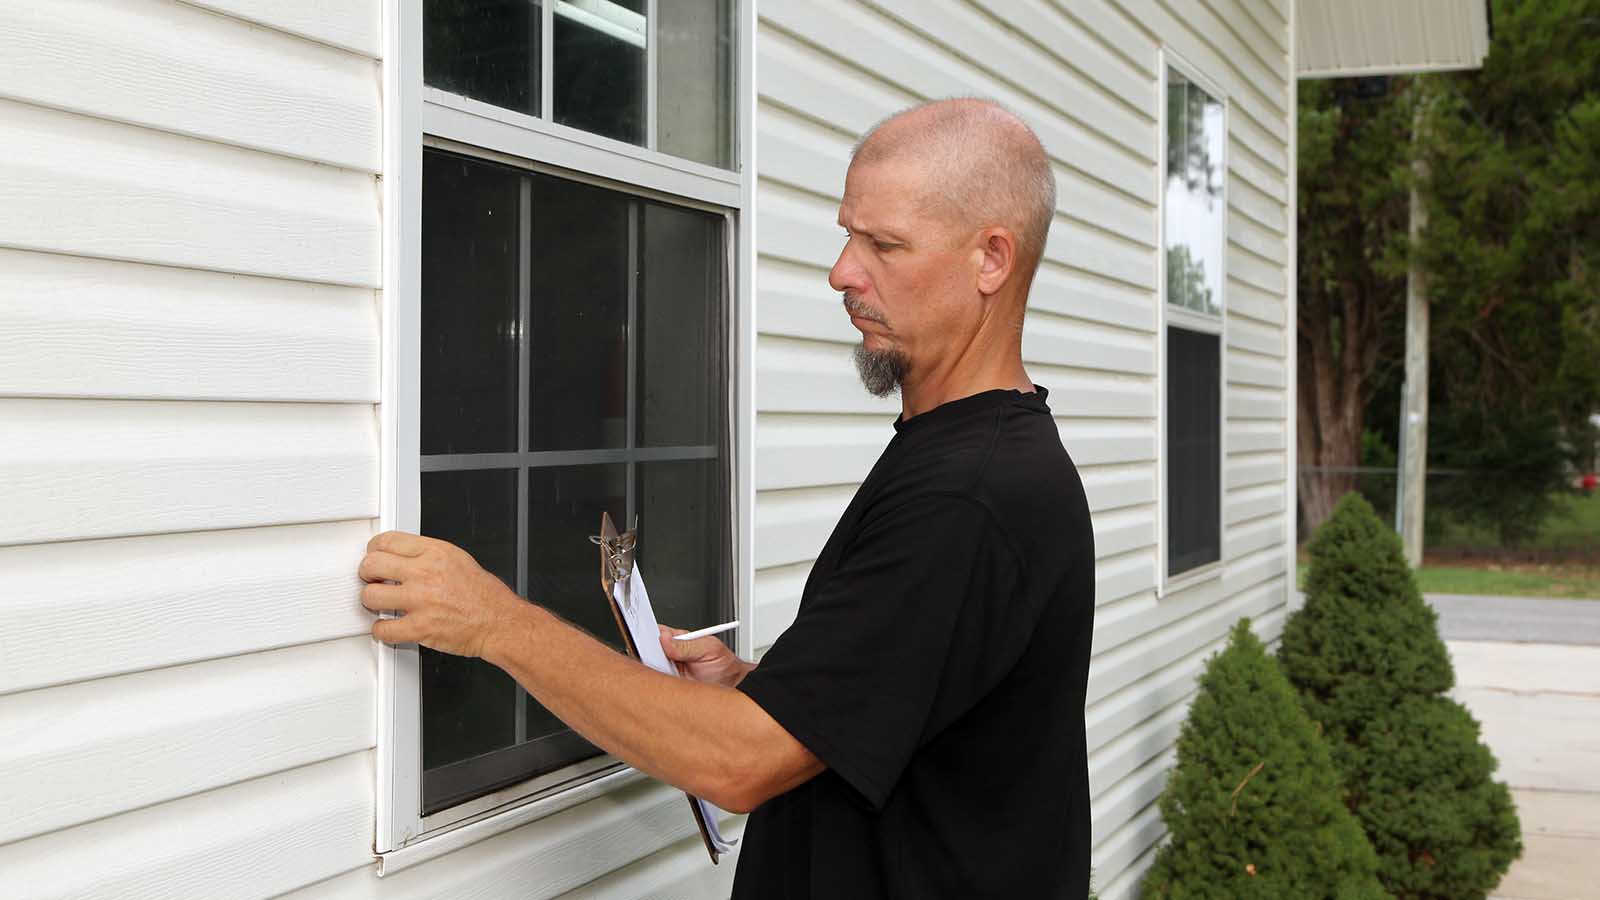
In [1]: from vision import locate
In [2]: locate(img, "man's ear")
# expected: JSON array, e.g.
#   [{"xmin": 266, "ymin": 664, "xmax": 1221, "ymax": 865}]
[{"xmin": 975, "ymin": 227, "xmax": 1016, "ymax": 297}]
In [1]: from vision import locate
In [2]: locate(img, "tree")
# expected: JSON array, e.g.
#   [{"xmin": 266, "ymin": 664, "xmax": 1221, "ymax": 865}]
[
  {"xmin": 1142, "ymin": 620, "xmax": 1386, "ymax": 900},
  {"xmin": 1296, "ymin": 77, "xmax": 1416, "ymax": 532},
  {"xmin": 1279, "ymin": 494, "xmax": 1521, "ymax": 898}
]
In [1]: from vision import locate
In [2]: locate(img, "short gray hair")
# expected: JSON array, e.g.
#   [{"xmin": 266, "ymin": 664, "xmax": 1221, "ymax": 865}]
[{"xmin": 852, "ymin": 98, "xmax": 1056, "ymax": 281}]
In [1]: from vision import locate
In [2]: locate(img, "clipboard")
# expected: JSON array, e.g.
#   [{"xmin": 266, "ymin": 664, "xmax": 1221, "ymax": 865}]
[{"xmin": 593, "ymin": 512, "xmax": 724, "ymax": 864}]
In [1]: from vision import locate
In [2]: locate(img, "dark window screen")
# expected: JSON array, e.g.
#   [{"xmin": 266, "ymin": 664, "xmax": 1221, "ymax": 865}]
[
  {"xmin": 420, "ymin": 148, "xmax": 732, "ymax": 816},
  {"xmin": 1167, "ymin": 327, "xmax": 1221, "ymax": 576}
]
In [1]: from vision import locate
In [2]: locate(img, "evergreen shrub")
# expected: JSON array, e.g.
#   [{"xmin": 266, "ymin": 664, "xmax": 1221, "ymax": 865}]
[
  {"xmin": 1141, "ymin": 620, "xmax": 1386, "ymax": 900},
  {"xmin": 1279, "ymin": 493, "xmax": 1522, "ymax": 898}
]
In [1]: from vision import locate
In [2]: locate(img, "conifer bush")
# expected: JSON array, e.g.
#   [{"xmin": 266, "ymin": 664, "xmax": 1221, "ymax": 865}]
[
  {"xmin": 1141, "ymin": 620, "xmax": 1386, "ymax": 900},
  {"xmin": 1280, "ymin": 493, "xmax": 1521, "ymax": 899}
]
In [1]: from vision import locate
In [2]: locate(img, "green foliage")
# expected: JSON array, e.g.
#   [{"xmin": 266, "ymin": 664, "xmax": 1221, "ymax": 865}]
[
  {"xmin": 1142, "ymin": 620, "xmax": 1386, "ymax": 900},
  {"xmin": 1418, "ymin": 0, "xmax": 1600, "ymax": 455},
  {"xmin": 1426, "ymin": 405, "xmax": 1576, "ymax": 546},
  {"xmin": 1281, "ymin": 494, "xmax": 1522, "ymax": 898}
]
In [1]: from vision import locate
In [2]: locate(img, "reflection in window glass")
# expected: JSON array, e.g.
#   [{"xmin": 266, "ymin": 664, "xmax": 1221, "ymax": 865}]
[
  {"xmin": 658, "ymin": 0, "xmax": 735, "ymax": 168},
  {"xmin": 424, "ymin": 0, "xmax": 542, "ymax": 117},
  {"xmin": 554, "ymin": 0, "xmax": 646, "ymax": 145},
  {"xmin": 639, "ymin": 202, "xmax": 721, "ymax": 447},
  {"xmin": 1164, "ymin": 70, "xmax": 1225, "ymax": 317}
]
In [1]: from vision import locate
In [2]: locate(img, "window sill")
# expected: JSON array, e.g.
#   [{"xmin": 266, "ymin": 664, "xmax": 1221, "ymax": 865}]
[
  {"xmin": 1158, "ymin": 561, "xmax": 1224, "ymax": 599},
  {"xmin": 378, "ymin": 766, "xmax": 646, "ymax": 876}
]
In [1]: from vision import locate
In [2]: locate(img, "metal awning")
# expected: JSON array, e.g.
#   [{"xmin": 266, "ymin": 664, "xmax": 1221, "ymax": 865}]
[{"xmin": 1297, "ymin": 0, "xmax": 1492, "ymax": 79}]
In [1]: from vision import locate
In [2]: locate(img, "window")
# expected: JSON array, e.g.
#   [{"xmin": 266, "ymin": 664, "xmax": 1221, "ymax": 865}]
[
  {"xmin": 378, "ymin": 1, "xmax": 750, "ymax": 861},
  {"xmin": 424, "ymin": 0, "xmax": 736, "ymax": 168},
  {"xmin": 1161, "ymin": 60, "xmax": 1226, "ymax": 582}
]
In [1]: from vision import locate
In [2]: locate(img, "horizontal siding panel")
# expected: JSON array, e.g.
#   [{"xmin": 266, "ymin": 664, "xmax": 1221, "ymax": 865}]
[
  {"xmin": 0, "ymin": 250, "xmax": 378, "ymax": 402},
  {"xmin": 1227, "ymin": 205, "xmax": 1288, "ymax": 264},
  {"xmin": 866, "ymin": 0, "xmax": 1155, "ymax": 157},
  {"xmin": 1229, "ymin": 136, "xmax": 1289, "ymax": 203},
  {"xmin": 757, "ymin": 259, "xmax": 857, "ymax": 344},
  {"xmin": 761, "ymin": 1, "xmax": 1155, "ymax": 201},
  {"xmin": 1092, "ymin": 507, "xmax": 1159, "ymax": 559},
  {"xmin": 182, "ymin": 0, "xmax": 380, "ymax": 58},
  {"xmin": 1024, "ymin": 312, "xmax": 1157, "ymax": 375},
  {"xmin": 757, "ymin": 24, "xmax": 917, "ymax": 140},
  {"xmin": 0, "ymin": 751, "xmax": 374, "ymax": 900},
  {"xmin": 1094, "ymin": 803, "xmax": 1166, "ymax": 896},
  {"xmin": 1067, "ymin": 0, "xmax": 1160, "ymax": 79},
  {"xmin": 969, "ymin": 0, "xmax": 1157, "ymax": 113},
  {"xmin": 1088, "ymin": 642, "xmax": 1208, "ymax": 754},
  {"xmin": 556, "ymin": 825, "xmax": 744, "ymax": 899},
  {"xmin": 1031, "ymin": 264, "xmax": 1156, "ymax": 334},
  {"xmin": 753, "ymin": 561, "xmax": 809, "ymax": 650},
  {"xmin": 1096, "ymin": 550, "xmax": 1158, "ymax": 605},
  {"xmin": 1230, "ymin": 105, "xmax": 1291, "ymax": 176},
  {"xmin": 0, "ymin": 0, "xmax": 380, "ymax": 172},
  {"xmin": 0, "ymin": 99, "xmax": 379, "ymax": 288},
  {"xmin": 1035, "ymin": 367, "xmax": 1156, "ymax": 418},
  {"xmin": 0, "ymin": 399, "xmax": 377, "ymax": 546},
  {"xmin": 1091, "ymin": 747, "xmax": 1176, "ymax": 868},
  {"xmin": 1227, "ymin": 385, "xmax": 1286, "ymax": 420},
  {"xmin": 1228, "ymin": 278, "xmax": 1287, "ymax": 327},
  {"xmin": 1225, "ymin": 481, "xmax": 1286, "ymax": 526},
  {"xmin": 1229, "ymin": 176, "xmax": 1289, "ymax": 236},
  {"xmin": 756, "ymin": 413, "xmax": 890, "ymax": 491},
  {"xmin": 1222, "ymin": 419, "xmax": 1286, "ymax": 451},
  {"xmin": 0, "ymin": 638, "xmax": 373, "ymax": 846},
  {"xmin": 1227, "ymin": 316, "xmax": 1285, "ymax": 358},
  {"xmin": 757, "ymin": 335, "xmax": 900, "ymax": 415},
  {"xmin": 1238, "ymin": 0, "xmax": 1290, "ymax": 52},
  {"xmin": 1226, "ymin": 350, "xmax": 1287, "ymax": 389},
  {"xmin": 1228, "ymin": 242, "xmax": 1288, "ymax": 295},
  {"xmin": 1079, "ymin": 464, "xmax": 1158, "ymax": 513},
  {"xmin": 1060, "ymin": 420, "xmax": 1157, "ymax": 466},
  {"xmin": 1226, "ymin": 451, "xmax": 1285, "ymax": 490},
  {"xmin": 286, "ymin": 780, "xmax": 722, "ymax": 900},
  {"xmin": 1225, "ymin": 516, "xmax": 1284, "ymax": 559},
  {"xmin": 0, "ymin": 521, "xmax": 372, "ymax": 696},
  {"xmin": 754, "ymin": 484, "xmax": 854, "ymax": 570}
]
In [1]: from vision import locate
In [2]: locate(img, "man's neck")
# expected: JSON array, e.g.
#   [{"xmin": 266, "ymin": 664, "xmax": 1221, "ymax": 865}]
[{"xmin": 899, "ymin": 350, "xmax": 1032, "ymax": 420}]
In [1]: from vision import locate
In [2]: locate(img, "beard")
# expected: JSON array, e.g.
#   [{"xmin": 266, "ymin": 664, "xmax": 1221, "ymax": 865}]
[{"xmin": 852, "ymin": 343, "xmax": 910, "ymax": 397}]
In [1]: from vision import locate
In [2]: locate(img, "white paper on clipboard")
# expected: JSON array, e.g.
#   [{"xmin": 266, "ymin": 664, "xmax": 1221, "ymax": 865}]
[{"xmin": 614, "ymin": 563, "xmax": 739, "ymax": 855}]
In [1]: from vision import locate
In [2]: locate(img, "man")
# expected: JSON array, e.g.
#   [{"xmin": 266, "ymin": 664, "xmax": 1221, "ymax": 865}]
[{"xmin": 360, "ymin": 98, "xmax": 1096, "ymax": 898}]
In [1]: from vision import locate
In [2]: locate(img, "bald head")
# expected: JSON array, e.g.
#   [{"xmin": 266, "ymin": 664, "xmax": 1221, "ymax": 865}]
[{"xmin": 852, "ymin": 98, "xmax": 1056, "ymax": 284}]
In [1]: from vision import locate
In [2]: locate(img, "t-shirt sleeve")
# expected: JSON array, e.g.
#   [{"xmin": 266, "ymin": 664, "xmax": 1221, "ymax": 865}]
[{"xmin": 736, "ymin": 493, "xmax": 1032, "ymax": 811}]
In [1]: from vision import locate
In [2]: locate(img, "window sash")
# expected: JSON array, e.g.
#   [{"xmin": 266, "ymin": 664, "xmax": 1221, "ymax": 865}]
[{"xmin": 377, "ymin": 0, "xmax": 755, "ymax": 863}]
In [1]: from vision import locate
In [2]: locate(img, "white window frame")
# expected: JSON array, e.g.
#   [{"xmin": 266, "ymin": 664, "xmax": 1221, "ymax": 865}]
[
  {"xmin": 376, "ymin": 0, "xmax": 756, "ymax": 869},
  {"xmin": 1157, "ymin": 49, "xmax": 1229, "ymax": 597}
]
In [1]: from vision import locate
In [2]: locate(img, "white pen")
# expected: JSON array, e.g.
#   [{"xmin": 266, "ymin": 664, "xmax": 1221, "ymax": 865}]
[{"xmin": 672, "ymin": 620, "xmax": 740, "ymax": 641}]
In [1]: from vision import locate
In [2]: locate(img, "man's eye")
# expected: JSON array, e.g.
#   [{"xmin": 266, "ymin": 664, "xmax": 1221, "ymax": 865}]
[{"xmin": 873, "ymin": 240, "xmax": 894, "ymax": 252}]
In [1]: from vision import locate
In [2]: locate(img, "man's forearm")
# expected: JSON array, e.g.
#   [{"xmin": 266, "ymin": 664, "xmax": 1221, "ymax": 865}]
[{"xmin": 483, "ymin": 602, "xmax": 804, "ymax": 812}]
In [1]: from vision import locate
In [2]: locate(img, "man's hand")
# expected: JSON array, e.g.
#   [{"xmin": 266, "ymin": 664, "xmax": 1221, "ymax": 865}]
[
  {"xmin": 658, "ymin": 625, "xmax": 755, "ymax": 688},
  {"xmin": 358, "ymin": 531, "xmax": 526, "ymax": 658}
]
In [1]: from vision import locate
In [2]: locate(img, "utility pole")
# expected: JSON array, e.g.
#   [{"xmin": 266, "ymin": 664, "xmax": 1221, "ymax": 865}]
[{"xmin": 1400, "ymin": 87, "xmax": 1432, "ymax": 568}]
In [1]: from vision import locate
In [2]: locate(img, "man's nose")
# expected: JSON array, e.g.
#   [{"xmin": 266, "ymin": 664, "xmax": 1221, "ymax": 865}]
[{"xmin": 828, "ymin": 242, "xmax": 860, "ymax": 294}]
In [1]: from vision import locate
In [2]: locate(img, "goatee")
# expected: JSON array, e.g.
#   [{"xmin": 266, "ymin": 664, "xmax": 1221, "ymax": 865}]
[{"xmin": 852, "ymin": 343, "xmax": 910, "ymax": 397}]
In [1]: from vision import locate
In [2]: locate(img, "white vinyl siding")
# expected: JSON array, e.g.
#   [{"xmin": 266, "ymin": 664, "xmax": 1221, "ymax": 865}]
[
  {"xmin": 0, "ymin": 1, "xmax": 385, "ymax": 897},
  {"xmin": 751, "ymin": 1, "xmax": 1293, "ymax": 896}
]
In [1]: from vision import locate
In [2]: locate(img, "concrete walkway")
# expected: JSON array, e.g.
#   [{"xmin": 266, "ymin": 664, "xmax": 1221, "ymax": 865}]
[{"xmin": 1439, "ymin": 601, "xmax": 1600, "ymax": 900}]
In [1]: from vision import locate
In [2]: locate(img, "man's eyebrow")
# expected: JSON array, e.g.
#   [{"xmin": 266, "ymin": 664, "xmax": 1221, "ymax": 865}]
[{"xmin": 839, "ymin": 221, "xmax": 909, "ymax": 244}]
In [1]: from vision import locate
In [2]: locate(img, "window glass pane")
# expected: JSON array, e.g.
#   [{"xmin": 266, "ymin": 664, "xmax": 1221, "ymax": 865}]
[
  {"xmin": 529, "ymin": 175, "xmax": 630, "ymax": 451},
  {"xmin": 638, "ymin": 202, "xmax": 722, "ymax": 447},
  {"xmin": 518, "ymin": 464, "xmax": 628, "ymax": 769},
  {"xmin": 420, "ymin": 469, "xmax": 520, "ymax": 773},
  {"xmin": 1164, "ymin": 70, "xmax": 1225, "ymax": 317},
  {"xmin": 424, "ymin": 0, "xmax": 542, "ymax": 117},
  {"xmin": 658, "ymin": 0, "xmax": 736, "ymax": 168},
  {"xmin": 1167, "ymin": 327, "xmax": 1221, "ymax": 575},
  {"xmin": 554, "ymin": 0, "xmax": 646, "ymax": 146},
  {"xmin": 422, "ymin": 152, "xmax": 521, "ymax": 455},
  {"xmin": 636, "ymin": 459, "xmax": 729, "ymax": 634}
]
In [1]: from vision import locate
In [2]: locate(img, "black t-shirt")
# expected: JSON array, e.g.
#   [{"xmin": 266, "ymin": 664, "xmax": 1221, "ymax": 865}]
[{"xmin": 732, "ymin": 386, "xmax": 1096, "ymax": 899}]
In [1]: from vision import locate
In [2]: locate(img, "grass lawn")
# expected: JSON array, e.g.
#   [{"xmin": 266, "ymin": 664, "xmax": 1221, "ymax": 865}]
[{"xmin": 1295, "ymin": 559, "xmax": 1600, "ymax": 600}]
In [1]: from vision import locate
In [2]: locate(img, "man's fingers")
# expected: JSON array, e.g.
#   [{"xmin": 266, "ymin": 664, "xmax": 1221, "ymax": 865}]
[
  {"xmin": 361, "ymin": 581, "xmax": 412, "ymax": 613},
  {"xmin": 359, "ymin": 550, "xmax": 412, "ymax": 584},
  {"xmin": 372, "ymin": 614, "xmax": 421, "ymax": 645},
  {"xmin": 368, "ymin": 530, "xmax": 427, "ymax": 557}
]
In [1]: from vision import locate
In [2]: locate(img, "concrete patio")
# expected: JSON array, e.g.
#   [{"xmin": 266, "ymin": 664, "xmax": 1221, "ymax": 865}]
[{"xmin": 1432, "ymin": 596, "xmax": 1600, "ymax": 900}]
